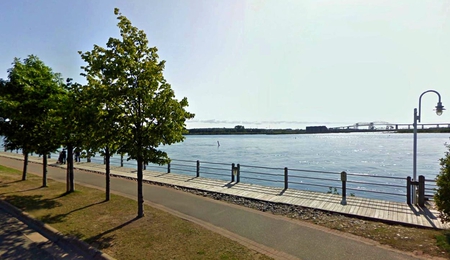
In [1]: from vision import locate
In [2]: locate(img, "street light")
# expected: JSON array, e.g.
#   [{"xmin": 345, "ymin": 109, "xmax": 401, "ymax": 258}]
[{"xmin": 413, "ymin": 90, "xmax": 445, "ymax": 201}]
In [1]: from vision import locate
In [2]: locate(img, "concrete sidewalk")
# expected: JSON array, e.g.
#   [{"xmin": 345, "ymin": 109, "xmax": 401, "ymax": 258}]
[
  {"xmin": 0, "ymin": 155, "xmax": 438, "ymax": 260},
  {"xmin": 0, "ymin": 206, "xmax": 84, "ymax": 260}
]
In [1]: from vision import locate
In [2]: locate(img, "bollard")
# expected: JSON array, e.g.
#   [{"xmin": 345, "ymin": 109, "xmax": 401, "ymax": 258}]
[
  {"xmin": 406, "ymin": 176, "xmax": 411, "ymax": 205},
  {"xmin": 418, "ymin": 175, "xmax": 425, "ymax": 207},
  {"xmin": 167, "ymin": 162, "xmax": 171, "ymax": 173},
  {"xmin": 341, "ymin": 171, "xmax": 347, "ymax": 205},
  {"xmin": 231, "ymin": 163, "xmax": 235, "ymax": 182},
  {"xmin": 284, "ymin": 167, "xmax": 288, "ymax": 190},
  {"xmin": 236, "ymin": 164, "xmax": 240, "ymax": 183},
  {"xmin": 120, "ymin": 154, "xmax": 124, "ymax": 167},
  {"xmin": 196, "ymin": 160, "xmax": 200, "ymax": 177}
]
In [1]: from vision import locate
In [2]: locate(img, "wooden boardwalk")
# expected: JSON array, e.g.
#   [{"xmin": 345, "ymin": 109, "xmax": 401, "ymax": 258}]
[{"xmin": 1, "ymin": 152, "xmax": 448, "ymax": 229}]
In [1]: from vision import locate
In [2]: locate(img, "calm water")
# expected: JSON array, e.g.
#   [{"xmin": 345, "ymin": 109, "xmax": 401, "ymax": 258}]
[
  {"xmin": 160, "ymin": 132, "xmax": 448, "ymax": 176},
  {"xmin": 153, "ymin": 132, "xmax": 449, "ymax": 202},
  {"xmin": 4, "ymin": 132, "xmax": 450, "ymax": 202}
]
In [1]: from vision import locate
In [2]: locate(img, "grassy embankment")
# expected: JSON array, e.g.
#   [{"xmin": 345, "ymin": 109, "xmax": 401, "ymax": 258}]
[{"xmin": 0, "ymin": 165, "xmax": 271, "ymax": 260}]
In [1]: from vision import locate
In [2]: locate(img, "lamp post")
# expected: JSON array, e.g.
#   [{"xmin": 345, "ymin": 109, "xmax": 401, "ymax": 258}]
[{"xmin": 412, "ymin": 90, "xmax": 445, "ymax": 203}]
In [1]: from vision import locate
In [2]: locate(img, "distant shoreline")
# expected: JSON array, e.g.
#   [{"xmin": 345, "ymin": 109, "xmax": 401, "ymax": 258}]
[{"xmin": 185, "ymin": 128, "xmax": 450, "ymax": 135}]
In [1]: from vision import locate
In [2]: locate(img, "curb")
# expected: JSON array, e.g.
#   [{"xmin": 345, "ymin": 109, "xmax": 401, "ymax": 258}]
[{"xmin": 0, "ymin": 199, "xmax": 115, "ymax": 260}]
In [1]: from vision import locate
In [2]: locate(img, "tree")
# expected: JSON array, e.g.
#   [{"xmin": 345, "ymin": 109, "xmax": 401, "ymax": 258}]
[
  {"xmin": 78, "ymin": 52, "xmax": 126, "ymax": 201},
  {"xmin": 57, "ymin": 79, "xmax": 89, "ymax": 193},
  {"xmin": 80, "ymin": 8, "xmax": 194, "ymax": 217},
  {"xmin": 235, "ymin": 125, "xmax": 245, "ymax": 132},
  {"xmin": 0, "ymin": 55, "xmax": 64, "ymax": 184},
  {"xmin": 434, "ymin": 141, "xmax": 450, "ymax": 223}
]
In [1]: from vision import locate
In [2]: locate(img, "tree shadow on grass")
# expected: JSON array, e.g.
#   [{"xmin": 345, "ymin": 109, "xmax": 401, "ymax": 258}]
[
  {"xmin": 4, "ymin": 194, "xmax": 61, "ymax": 211},
  {"xmin": 0, "ymin": 186, "xmax": 46, "ymax": 196},
  {"xmin": 52, "ymin": 191, "xmax": 76, "ymax": 199},
  {"xmin": 0, "ymin": 180, "xmax": 23, "ymax": 188},
  {"xmin": 66, "ymin": 230, "xmax": 86, "ymax": 240},
  {"xmin": 39, "ymin": 201, "xmax": 106, "ymax": 224},
  {"xmin": 85, "ymin": 217, "xmax": 138, "ymax": 250},
  {"xmin": 3, "ymin": 180, "xmax": 24, "ymax": 184}
]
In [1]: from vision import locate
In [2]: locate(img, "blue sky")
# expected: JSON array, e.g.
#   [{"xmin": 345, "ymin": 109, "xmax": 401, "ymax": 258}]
[{"xmin": 1, "ymin": 0, "xmax": 450, "ymax": 129}]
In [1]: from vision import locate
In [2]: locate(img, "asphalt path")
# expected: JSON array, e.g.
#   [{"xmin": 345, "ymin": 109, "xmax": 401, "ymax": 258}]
[{"xmin": 0, "ymin": 157, "xmax": 430, "ymax": 260}]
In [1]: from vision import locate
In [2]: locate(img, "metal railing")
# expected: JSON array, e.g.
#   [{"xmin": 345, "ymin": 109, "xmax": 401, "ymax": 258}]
[
  {"xmin": 137, "ymin": 158, "xmax": 435, "ymax": 204},
  {"xmin": 2, "ymin": 149, "xmax": 438, "ymax": 204}
]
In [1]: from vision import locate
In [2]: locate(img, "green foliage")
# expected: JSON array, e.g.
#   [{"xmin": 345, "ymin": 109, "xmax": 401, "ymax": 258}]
[
  {"xmin": 327, "ymin": 187, "xmax": 340, "ymax": 195},
  {"xmin": 435, "ymin": 142, "xmax": 450, "ymax": 223},
  {"xmin": 436, "ymin": 232, "xmax": 450, "ymax": 254},
  {"xmin": 79, "ymin": 8, "xmax": 194, "ymax": 215},
  {"xmin": 80, "ymin": 8, "xmax": 194, "ymax": 164},
  {"xmin": 0, "ymin": 55, "xmax": 64, "ymax": 153},
  {"xmin": 0, "ymin": 55, "xmax": 65, "ymax": 182}
]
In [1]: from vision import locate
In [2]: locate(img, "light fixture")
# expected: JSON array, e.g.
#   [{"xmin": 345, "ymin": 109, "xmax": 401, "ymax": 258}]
[{"xmin": 435, "ymin": 102, "xmax": 445, "ymax": 116}]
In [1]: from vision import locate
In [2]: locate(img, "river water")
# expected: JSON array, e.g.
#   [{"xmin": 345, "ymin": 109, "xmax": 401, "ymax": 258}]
[
  {"xmin": 152, "ymin": 132, "xmax": 449, "ymax": 202},
  {"xmin": 4, "ymin": 132, "xmax": 450, "ymax": 202},
  {"xmin": 160, "ymin": 132, "xmax": 448, "ymax": 177}
]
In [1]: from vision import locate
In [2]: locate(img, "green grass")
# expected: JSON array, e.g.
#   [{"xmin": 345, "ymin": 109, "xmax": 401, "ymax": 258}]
[
  {"xmin": 0, "ymin": 167, "xmax": 272, "ymax": 260},
  {"xmin": 436, "ymin": 232, "xmax": 450, "ymax": 253}
]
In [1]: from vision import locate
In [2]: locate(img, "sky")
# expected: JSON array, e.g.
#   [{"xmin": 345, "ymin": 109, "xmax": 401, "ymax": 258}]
[{"xmin": 1, "ymin": 0, "xmax": 450, "ymax": 129}]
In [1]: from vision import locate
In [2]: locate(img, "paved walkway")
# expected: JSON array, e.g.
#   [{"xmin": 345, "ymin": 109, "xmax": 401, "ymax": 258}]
[
  {"xmin": 0, "ymin": 153, "xmax": 445, "ymax": 260},
  {"xmin": 0, "ymin": 207, "xmax": 85, "ymax": 260}
]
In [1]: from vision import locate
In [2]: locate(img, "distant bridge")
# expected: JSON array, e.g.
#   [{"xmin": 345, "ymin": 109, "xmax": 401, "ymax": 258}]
[{"xmin": 331, "ymin": 121, "xmax": 450, "ymax": 131}]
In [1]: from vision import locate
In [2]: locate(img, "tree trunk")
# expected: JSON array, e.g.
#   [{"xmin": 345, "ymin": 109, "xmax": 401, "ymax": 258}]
[
  {"xmin": 137, "ymin": 157, "xmax": 144, "ymax": 218},
  {"xmin": 67, "ymin": 144, "xmax": 74, "ymax": 192},
  {"xmin": 42, "ymin": 154, "xmax": 47, "ymax": 187},
  {"xmin": 22, "ymin": 152, "xmax": 28, "ymax": 181},
  {"xmin": 66, "ymin": 150, "xmax": 70, "ymax": 192},
  {"xmin": 105, "ymin": 147, "xmax": 110, "ymax": 201}
]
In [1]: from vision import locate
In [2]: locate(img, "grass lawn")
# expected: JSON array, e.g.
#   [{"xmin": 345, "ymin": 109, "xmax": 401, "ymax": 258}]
[{"xmin": 0, "ymin": 165, "xmax": 272, "ymax": 260}]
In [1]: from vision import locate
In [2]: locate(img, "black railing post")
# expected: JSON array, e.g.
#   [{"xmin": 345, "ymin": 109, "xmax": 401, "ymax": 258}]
[
  {"xmin": 341, "ymin": 171, "xmax": 347, "ymax": 205},
  {"xmin": 418, "ymin": 175, "xmax": 425, "ymax": 207},
  {"xmin": 120, "ymin": 154, "xmax": 124, "ymax": 167},
  {"xmin": 406, "ymin": 176, "xmax": 411, "ymax": 205},
  {"xmin": 167, "ymin": 162, "xmax": 171, "ymax": 173},
  {"xmin": 196, "ymin": 160, "xmax": 200, "ymax": 177},
  {"xmin": 284, "ymin": 167, "xmax": 288, "ymax": 190},
  {"xmin": 231, "ymin": 163, "xmax": 235, "ymax": 182},
  {"xmin": 236, "ymin": 164, "xmax": 240, "ymax": 183}
]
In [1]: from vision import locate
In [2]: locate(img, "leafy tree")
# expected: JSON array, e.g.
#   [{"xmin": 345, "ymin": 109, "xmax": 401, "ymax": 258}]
[
  {"xmin": 435, "ymin": 141, "xmax": 450, "ymax": 223},
  {"xmin": 77, "ymin": 52, "xmax": 126, "ymax": 201},
  {"xmin": 57, "ymin": 79, "xmax": 96, "ymax": 193},
  {"xmin": 0, "ymin": 55, "xmax": 64, "ymax": 184},
  {"xmin": 80, "ymin": 8, "xmax": 194, "ymax": 217}
]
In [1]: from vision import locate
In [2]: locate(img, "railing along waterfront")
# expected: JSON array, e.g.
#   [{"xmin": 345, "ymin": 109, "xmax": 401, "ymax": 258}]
[
  {"xmin": 425, "ymin": 179, "xmax": 438, "ymax": 200},
  {"xmin": 114, "ymin": 157, "xmax": 434, "ymax": 205},
  {"xmin": 3, "ymin": 149, "xmax": 436, "ymax": 205}
]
